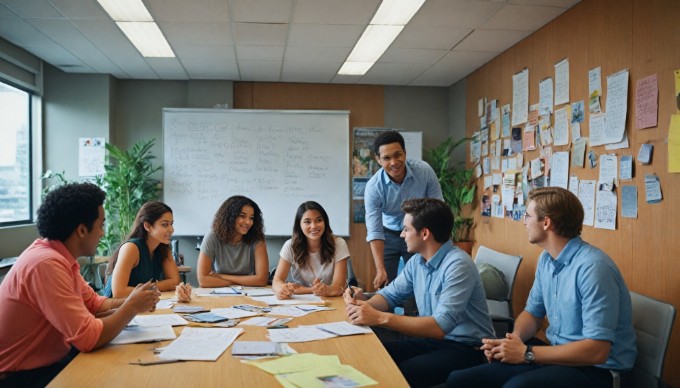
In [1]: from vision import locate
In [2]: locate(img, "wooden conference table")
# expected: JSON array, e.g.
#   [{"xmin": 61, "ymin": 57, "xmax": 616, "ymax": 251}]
[{"xmin": 49, "ymin": 290, "xmax": 408, "ymax": 387}]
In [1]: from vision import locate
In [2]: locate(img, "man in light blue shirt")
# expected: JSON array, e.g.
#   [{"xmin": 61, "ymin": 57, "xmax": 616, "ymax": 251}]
[
  {"xmin": 364, "ymin": 130, "xmax": 442, "ymax": 289},
  {"xmin": 345, "ymin": 198, "xmax": 494, "ymax": 387},
  {"xmin": 448, "ymin": 187, "xmax": 636, "ymax": 388}
]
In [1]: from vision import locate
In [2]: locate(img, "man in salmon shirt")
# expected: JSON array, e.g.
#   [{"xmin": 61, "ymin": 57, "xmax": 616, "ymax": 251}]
[{"xmin": 0, "ymin": 182, "xmax": 160, "ymax": 387}]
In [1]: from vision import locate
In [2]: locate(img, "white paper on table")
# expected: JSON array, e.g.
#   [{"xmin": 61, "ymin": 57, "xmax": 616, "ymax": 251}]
[
  {"xmin": 156, "ymin": 299, "xmax": 176, "ymax": 309},
  {"xmin": 158, "ymin": 327, "xmax": 243, "ymax": 361},
  {"xmin": 308, "ymin": 321, "xmax": 373, "ymax": 336},
  {"xmin": 211, "ymin": 307, "xmax": 260, "ymax": 319},
  {"xmin": 130, "ymin": 314, "xmax": 189, "ymax": 327},
  {"xmin": 252, "ymin": 294, "xmax": 325, "ymax": 305},
  {"xmin": 267, "ymin": 327, "xmax": 337, "ymax": 343},
  {"xmin": 194, "ymin": 287, "xmax": 243, "ymax": 297},
  {"xmin": 243, "ymin": 288, "xmax": 275, "ymax": 297},
  {"xmin": 110, "ymin": 325, "xmax": 177, "ymax": 345},
  {"xmin": 239, "ymin": 317, "xmax": 279, "ymax": 326},
  {"xmin": 267, "ymin": 306, "xmax": 314, "ymax": 317}
]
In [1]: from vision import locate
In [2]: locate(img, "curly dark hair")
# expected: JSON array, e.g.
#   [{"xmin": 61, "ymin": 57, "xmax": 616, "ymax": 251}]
[
  {"xmin": 37, "ymin": 182, "xmax": 106, "ymax": 241},
  {"xmin": 373, "ymin": 130, "xmax": 405, "ymax": 156},
  {"xmin": 291, "ymin": 201, "xmax": 335, "ymax": 268},
  {"xmin": 401, "ymin": 198, "xmax": 453, "ymax": 243},
  {"xmin": 212, "ymin": 195, "xmax": 265, "ymax": 244},
  {"xmin": 106, "ymin": 201, "xmax": 173, "ymax": 277}
]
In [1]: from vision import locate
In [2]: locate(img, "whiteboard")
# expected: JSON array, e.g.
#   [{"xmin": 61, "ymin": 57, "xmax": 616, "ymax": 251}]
[{"xmin": 163, "ymin": 108, "xmax": 350, "ymax": 236}]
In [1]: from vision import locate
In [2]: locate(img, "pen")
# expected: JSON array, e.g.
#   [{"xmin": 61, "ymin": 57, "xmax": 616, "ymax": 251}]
[{"xmin": 129, "ymin": 359, "xmax": 184, "ymax": 366}]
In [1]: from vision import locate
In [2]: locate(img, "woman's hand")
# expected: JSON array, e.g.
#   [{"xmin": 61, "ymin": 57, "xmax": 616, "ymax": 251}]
[
  {"xmin": 275, "ymin": 282, "xmax": 298, "ymax": 299},
  {"xmin": 175, "ymin": 282, "xmax": 192, "ymax": 303}
]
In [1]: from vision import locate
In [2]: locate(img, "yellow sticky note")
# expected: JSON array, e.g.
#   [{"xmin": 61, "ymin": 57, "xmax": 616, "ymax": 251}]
[{"xmin": 669, "ymin": 114, "xmax": 680, "ymax": 173}]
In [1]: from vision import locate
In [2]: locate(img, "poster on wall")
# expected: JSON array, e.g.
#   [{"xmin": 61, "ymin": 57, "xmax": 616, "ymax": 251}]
[{"xmin": 78, "ymin": 137, "xmax": 105, "ymax": 177}]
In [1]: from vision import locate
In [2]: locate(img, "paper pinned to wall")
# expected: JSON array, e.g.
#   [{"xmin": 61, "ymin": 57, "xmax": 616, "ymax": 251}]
[
  {"xmin": 78, "ymin": 137, "xmax": 105, "ymax": 177},
  {"xmin": 603, "ymin": 69, "xmax": 629, "ymax": 144},
  {"xmin": 578, "ymin": 180, "xmax": 596, "ymax": 226},
  {"xmin": 554, "ymin": 58, "xmax": 570, "ymax": 105},
  {"xmin": 512, "ymin": 68, "xmax": 529, "ymax": 126}
]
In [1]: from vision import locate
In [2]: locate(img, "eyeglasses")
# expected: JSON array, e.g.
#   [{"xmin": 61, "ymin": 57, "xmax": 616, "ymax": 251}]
[{"xmin": 523, "ymin": 211, "xmax": 533, "ymax": 221}]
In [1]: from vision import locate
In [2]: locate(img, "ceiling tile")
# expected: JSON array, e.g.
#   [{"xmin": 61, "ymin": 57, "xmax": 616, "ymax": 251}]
[
  {"xmin": 174, "ymin": 44, "xmax": 239, "ymax": 79},
  {"xmin": 293, "ymin": 0, "xmax": 379, "ymax": 25},
  {"xmin": 27, "ymin": 18, "xmax": 120, "ymax": 73},
  {"xmin": 0, "ymin": 16, "xmax": 54, "ymax": 47},
  {"xmin": 229, "ymin": 0, "xmax": 292, "ymax": 23},
  {"xmin": 410, "ymin": 0, "xmax": 504, "ymax": 29},
  {"xmin": 481, "ymin": 4, "xmax": 568, "ymax": 30},
  {"xmin": 284, "ymin": 46, "xmax": 350, "ymax": 62},
  {"xmin": 392, "ymin": 26, "xmax": 471, "ymax": 50},
  {"xmin": 288, "ymin": 24, "xmax": 363, "ymax": 48},
  {"xmin": 0, "ymin": 0, "xmax": 62, "ymax": 18},
  {"xmin": 233, "ymin": 22, "xmax": 288, "ymax": 46},
  {"xmin": 379, "ymin": 48, "xmax": 447, "ymax": 65},
  {"xmin": 159, "ymin": 21, "xmax": 232, "ymax": 46},
  {"xmin": 146, "ymin": 0, "xmax": 229, "ymax": 22},
  {"xmin": 22, "ymin": 44, "xmax": 86, "ymax": 68},
  {"xmin": 454, "ymin": 29, "xmax": 532, "ymax": 52},
  {"xmin": 236, "ymin": 45, "xmax": 284, "ymax": 61},
  {"xmin": 361, "ymin": 62, "xmax": 430, "ymax": 86},
  {"xmin": 0, "ymin": 3, "xmax": 15, "ymax": 17},
  {"xmin": 413, "ymin": 50, "xmax": 497, "ymax": 86},
  {"xmin": 48, "ymin": 0, "xmax": 109, "ymax": 20},
  {"xmin": 239, "ymin": 60, "xmax": 281, "ymax": 81},
  {"xmin": 282, "ymin": 60, "xmax": 340, "ymax": 75},
  {"xmin": 145, "ymin": 57, "xmax": 189, "ymax": 80}
]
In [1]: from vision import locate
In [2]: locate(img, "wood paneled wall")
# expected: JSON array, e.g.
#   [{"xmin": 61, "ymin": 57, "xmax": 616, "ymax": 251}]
[
  {"xmin": 234, "ymin": 82, "xmax": 383, "ymax": 290},
  {"xmin": 466, "ymin": 0, "xmax": 680, "ymax": 385}
]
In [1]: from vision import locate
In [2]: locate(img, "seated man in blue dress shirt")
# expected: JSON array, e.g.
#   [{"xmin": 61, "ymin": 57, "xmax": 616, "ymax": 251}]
[
  {"xmin": 448, "ymin": 187, "xmax": 637, "ymax": 387},
  {"xmin": 345, "ymin": 198, "xmax": 494, "ymax": 387},
  {"xmin": 363, "ymin": 130, "xmax": 442, "ymax": 289}
]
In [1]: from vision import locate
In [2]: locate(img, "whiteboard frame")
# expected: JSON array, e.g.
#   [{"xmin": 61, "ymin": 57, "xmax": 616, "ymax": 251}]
[{"xmin": 162, "ymin": 108, "xmax": 351, "ymax": 237}]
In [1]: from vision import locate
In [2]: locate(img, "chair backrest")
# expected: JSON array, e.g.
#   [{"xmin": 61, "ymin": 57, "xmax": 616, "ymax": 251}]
[
  {"xmin": 630, "ymin": 291, "xmax": 675, "ymax": 388},
  {"xmin": 474, "ymin": 246, "xmax": 522, "ymax": 302}
]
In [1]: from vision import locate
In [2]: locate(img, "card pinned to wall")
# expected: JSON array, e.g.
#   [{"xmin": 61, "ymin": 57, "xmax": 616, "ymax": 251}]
[
  {"xmin": 620, "ymin": 155, "xmax": 633, "ymax": 180},
  {"xmin": 638, "ymin": 143, "xmax": 653, "ymax": 165},
  {"xmin": 621, "ymin": 185, "xmax": 638, "ymax": 219},
  {"xmin": 644, "ymin": 173, "xmax": 662, "ymax": 203}
]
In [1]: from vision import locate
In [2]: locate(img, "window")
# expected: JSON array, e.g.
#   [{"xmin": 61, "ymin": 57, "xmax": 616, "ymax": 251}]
[{"xmin": 0, "ymin": 81, "xmax": 31, "ymax": 226}]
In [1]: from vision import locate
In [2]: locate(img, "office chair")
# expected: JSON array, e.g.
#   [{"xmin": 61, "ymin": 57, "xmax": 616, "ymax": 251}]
[
  {"xmin": 474, "ymin": 246, "xmax": 522, "ymax": 337},
  {"xmin": 613, "ymin": 291, "xmax": 675, "ymax": 388}
]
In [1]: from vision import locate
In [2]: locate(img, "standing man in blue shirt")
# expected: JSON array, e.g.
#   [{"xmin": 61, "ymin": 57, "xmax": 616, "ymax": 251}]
[
  {"xmin": 345, "ymin": 198, "xmax": 494, "ymax": 387},
  {"xmin": 448, "ymin": 187, "xmax": 636, "ymax": 387},
  {"xmin": 364, "ymin": 130, "xmax": 442, "ymax": 289}
]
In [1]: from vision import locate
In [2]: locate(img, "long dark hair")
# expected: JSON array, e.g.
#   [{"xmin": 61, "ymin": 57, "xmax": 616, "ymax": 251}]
[
  {"xmin": 291, "ymin": 201, "xmax": 335, "ymax": 268},
  {"xmin": 106, "ymin": 201, "xmax": 173, "ymax": 276},
  {"xmin": 212, "ymin": 195, "xmax": 265, "ymax": 245}
]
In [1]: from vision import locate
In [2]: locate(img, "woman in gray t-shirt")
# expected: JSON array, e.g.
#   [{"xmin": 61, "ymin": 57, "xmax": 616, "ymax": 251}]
[
  {"xmin": 197, "ymin": 196, "xmax": 269, "ymax": 287},
  {"xmin": 273, "ymin": 201, "xmax": 349, "ymax": 299}
]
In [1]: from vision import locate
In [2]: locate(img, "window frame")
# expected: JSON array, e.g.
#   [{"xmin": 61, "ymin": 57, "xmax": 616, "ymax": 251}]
[{"xmin": 0, "ymin": 77, "xmax": 34, "ymax": 227}]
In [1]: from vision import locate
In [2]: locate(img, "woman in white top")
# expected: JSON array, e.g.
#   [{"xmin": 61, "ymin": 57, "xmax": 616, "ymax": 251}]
[{"xmin": 273, "ymin": 201, "xmax": 349, "ymax": 299}]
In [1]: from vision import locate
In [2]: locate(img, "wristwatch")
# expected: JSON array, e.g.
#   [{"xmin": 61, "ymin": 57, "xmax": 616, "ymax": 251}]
[{"xmin": 524, "ymin": 345, "xmax": 535, "ymax": 364}]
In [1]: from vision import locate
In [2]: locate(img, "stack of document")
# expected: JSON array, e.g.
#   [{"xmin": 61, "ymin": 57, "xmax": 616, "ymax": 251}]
[
  {"xmin": 266, "ymin": 321, "xmax": 372, "ymax": 343},
  {"xmin": 158, "ymin": 327, "xmax": 243, "ymax": 361},
  {"xmin": 231, "ymin": 341, "xmax": 282, "ymax": 357},
  {"xmin": 129, "ymin": 314, "xmax": 189, "ymax": 327},
  {"xmin": 111, "ymin": 325, "xmax": 177, "ymax": 345},
  {"xmin": 242, "ymin": 287, "xmax": 275, "ymax": 297},
  {"xmin": 194, "ymin": 287, "xmax": 243, "ymax": 297},
  {"xmin": 251, "ymin": 294, "xmax": 325, "ymax": 306}
]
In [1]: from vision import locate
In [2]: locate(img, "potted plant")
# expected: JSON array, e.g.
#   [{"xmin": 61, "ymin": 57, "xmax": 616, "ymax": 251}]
[
  {"xmin": 426, "ymin": 136, "xmax": 477, "ymax": 254},
  {"xmin": 95, "ymin": 138, "xmax": 162, "ymax": 256}
]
